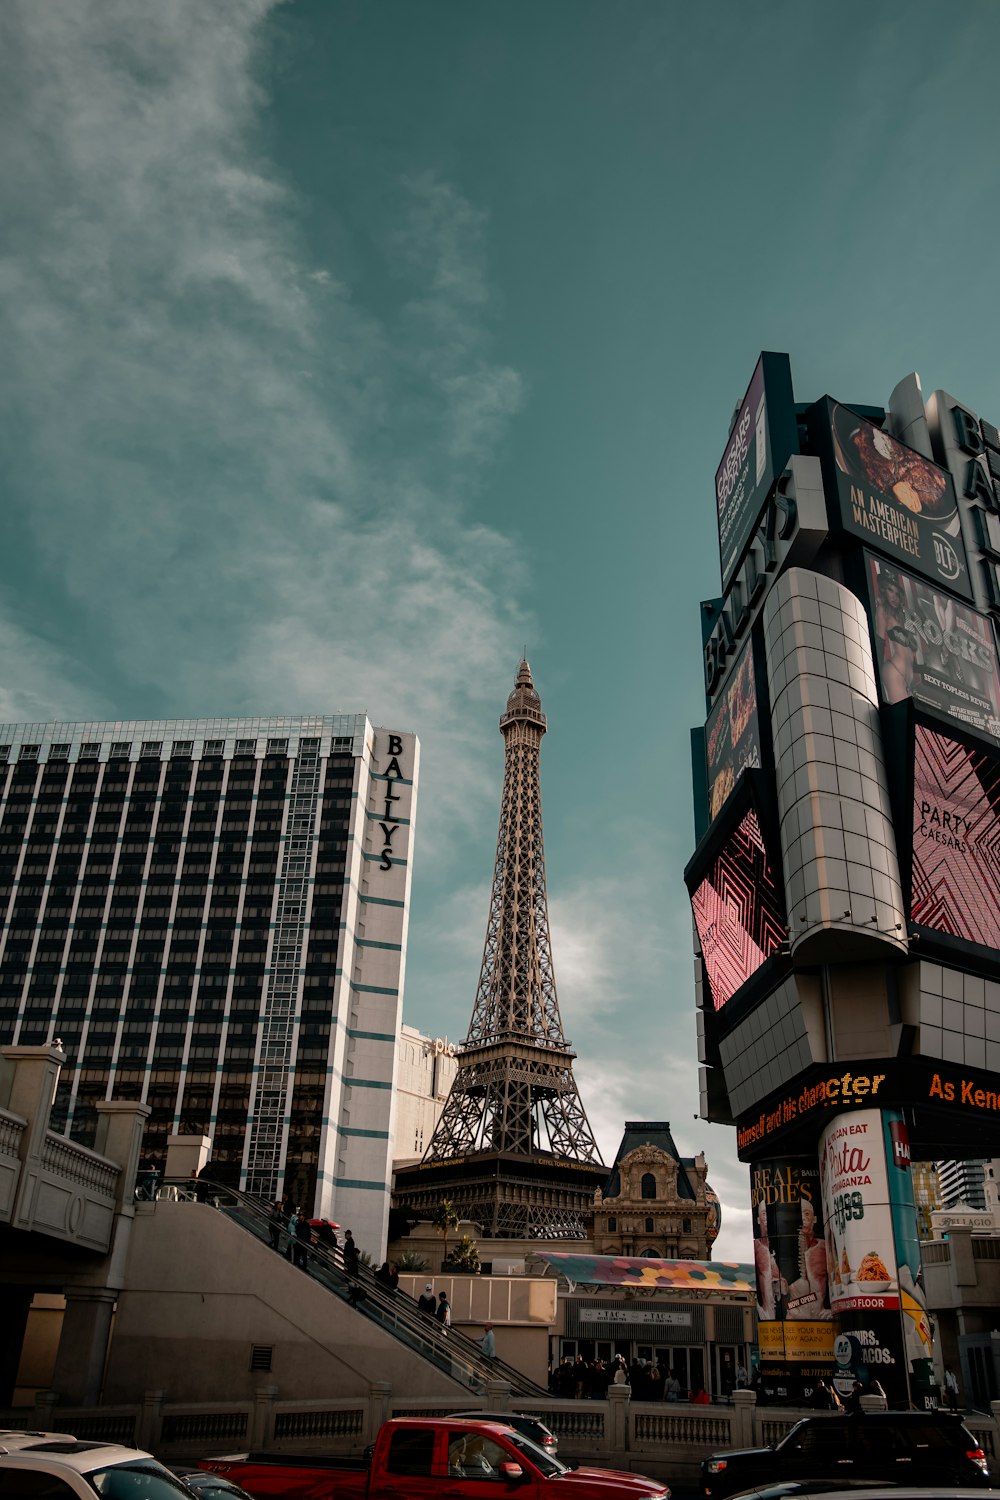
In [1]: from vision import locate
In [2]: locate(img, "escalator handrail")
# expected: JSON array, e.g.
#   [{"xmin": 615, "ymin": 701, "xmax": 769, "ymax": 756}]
[{"xmin": 159, "ymin": 1178, "xmax": 546, "ymax": 1396}]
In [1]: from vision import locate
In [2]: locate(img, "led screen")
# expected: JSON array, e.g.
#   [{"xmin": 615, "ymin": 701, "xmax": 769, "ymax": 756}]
[
  {"xmin": 705, "ymin": 638, "xmax": 762, "ymax": 821},
  {"xmin": 911, "ymin": 724, "xmax": 1000, "ymax": 949},
  {"xmin": 824, "ymin": 400, "xmax": 971, "ymax": 599},
  {"xmin": 865, "ymin": 553, "xmax": 1000, "ymax": 743},
  {"xmin": 715, "ymin": 352, "xmax": 797, "ymax": 590},
  {"xmin": 692, "ymin": 807, "xmax": 786, "ymax": 1010}
]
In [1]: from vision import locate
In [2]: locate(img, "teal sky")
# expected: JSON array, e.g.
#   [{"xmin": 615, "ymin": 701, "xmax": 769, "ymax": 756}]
[{"xmin": 3, "ymin": 1, "xmax": 999, "ymax": 1259}]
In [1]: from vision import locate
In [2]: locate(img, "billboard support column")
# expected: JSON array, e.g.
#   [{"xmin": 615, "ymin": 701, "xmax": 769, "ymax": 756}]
[{"xmin": 819, "ymin": 1108, "xmax": 935, "ymax": 1409}]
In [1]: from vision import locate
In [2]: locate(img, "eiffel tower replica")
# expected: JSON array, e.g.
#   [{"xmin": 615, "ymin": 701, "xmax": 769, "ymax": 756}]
[{"xmin": 395, "ymin": 660, "xmax": 605, "ymax": 1238}]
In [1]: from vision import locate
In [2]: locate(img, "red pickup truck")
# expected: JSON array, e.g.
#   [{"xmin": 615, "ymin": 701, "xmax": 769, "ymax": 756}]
[{"xmin": 201, "ymin": 1416, "xmax": 671, "ymax": 1500}]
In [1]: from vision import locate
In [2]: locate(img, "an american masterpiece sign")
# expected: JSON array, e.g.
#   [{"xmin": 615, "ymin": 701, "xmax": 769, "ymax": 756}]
[{"xmin": 820, "ymin": 400, "xmax": 971, "ymax": 599}]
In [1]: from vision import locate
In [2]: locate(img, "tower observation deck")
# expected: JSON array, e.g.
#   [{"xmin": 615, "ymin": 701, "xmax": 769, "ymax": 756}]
[{"xmin": 394, "ymin": 661, "xmax": 605, "ymax": 1239}]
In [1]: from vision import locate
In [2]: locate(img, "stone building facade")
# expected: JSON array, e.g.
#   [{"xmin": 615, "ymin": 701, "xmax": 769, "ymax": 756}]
[{"xmin": 590, "ymin": 1122, "xmax": 720, "ymax": 1261}]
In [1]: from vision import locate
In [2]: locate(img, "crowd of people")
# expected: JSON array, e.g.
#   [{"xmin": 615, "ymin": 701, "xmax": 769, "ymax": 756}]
[{"xmin": 548, "ymin": 1354, "xmax": 711, "ymax": 1403}]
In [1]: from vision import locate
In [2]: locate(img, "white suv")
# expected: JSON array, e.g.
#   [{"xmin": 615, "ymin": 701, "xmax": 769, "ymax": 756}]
[{"xmin": 0, "ymin": 1431, "xmax": 198, "ymax": 1497}]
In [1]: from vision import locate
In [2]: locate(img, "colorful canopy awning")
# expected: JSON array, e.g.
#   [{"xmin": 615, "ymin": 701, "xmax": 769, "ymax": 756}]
[{"xmin": 536, "ymin": 1251, "xmax": 755, "ymax": 1293}]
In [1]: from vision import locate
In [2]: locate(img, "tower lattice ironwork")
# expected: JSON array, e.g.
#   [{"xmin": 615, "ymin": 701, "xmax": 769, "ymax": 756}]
[{"xmin": 394, "ymin": 661, "xmax": 604, "ymax": 1239}]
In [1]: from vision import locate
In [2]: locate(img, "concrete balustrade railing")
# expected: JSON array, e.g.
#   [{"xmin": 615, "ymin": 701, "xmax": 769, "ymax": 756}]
[{"xmin": 5, "ymin": 1385, "xmax": 998, "ymax": 1479}]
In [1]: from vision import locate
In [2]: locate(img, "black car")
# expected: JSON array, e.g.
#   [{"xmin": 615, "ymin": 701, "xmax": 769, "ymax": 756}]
[
  {"xmin": 701, "ymin": 1413, "xmax": 989, "ymax": 1500},
  {"xmin": 171, "ymin": 1467, "xmax": 257, "ymax": 1500},
  {"xmin": 445, "ymin": 1412, "xmax": 559, "ymax": 1455}
]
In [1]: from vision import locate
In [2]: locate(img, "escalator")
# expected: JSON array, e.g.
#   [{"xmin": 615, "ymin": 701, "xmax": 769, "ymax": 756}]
[{"xmin": 162, "ymin": 1178, "xmax": 548, "ymax": 1399}]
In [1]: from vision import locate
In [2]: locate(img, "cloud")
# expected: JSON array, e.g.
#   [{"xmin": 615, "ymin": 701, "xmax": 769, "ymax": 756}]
[
  {"xmin": 0, "ymin": 0, "xmax": 525, "ymax": 857},
  {"xmin": 0, "ymin": 620, "xmax": 111, "ymax": 726}
]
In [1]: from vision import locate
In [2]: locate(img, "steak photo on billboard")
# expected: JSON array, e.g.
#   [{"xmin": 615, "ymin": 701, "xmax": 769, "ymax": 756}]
[
  {"xmin": 911, "ymin": 724, "xmax": 1000, "ymax": 949},
  {"xmin": 705, "ymin": 638, "xmax": 762, "ymax": 820},
  {"xmin": 691, "ymin": 807, "xmax": 785, "ymax": 1010},
  {"xmin": 828, "ymin": 402, "xmax": 971, "ymax": 598},
  {"xmin": 866, "ymin": 553, "xmax": 1000, "ymax": 743}
]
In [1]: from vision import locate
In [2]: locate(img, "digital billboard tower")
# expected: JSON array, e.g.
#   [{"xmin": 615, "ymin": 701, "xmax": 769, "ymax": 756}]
[{"xmin": 688, "ymin": 357, "xmax": 1000, "ymax": 1407}]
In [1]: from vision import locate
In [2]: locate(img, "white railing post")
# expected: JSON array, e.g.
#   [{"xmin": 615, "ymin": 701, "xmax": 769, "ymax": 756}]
[
  {"xmin": 732, "ymin": 1387, "xmax": 756, "ymax": 1447},
  {"xmin": 33, "ymin": 1390, "xmax": 59, "ymax": 1429},
  {"xmin": 485, "ymin": 1378, "xmax": 512, "ymax": 1412},
  {"xmin": 607, "ymin": 1382, "xmax": 630, "ymax": 1453},
  {"xmin": 367, "ymin": 1381, "xmax": 392, "ymax": 1444},
  {"xmin": 138, "ymin": 1390, "xmax": 164, "ymax": 1452},
  {"xmin": 252, "ymin": 1385, "xmax": 278, "ymax": 1448}
]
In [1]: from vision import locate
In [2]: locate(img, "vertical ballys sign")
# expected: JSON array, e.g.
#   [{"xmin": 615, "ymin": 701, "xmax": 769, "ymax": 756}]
[{"xmin": 716, "ymin": 353, "xmax": 799, "ymax": 592}]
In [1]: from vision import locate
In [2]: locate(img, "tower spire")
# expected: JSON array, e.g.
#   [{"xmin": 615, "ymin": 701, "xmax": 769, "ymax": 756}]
[{"xmin": 394, "ymin": 661, "xmax": 604, "ymax": 1238}]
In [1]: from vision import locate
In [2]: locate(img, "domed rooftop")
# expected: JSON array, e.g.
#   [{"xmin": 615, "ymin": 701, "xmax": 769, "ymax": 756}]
[{"xmin": 501, "ymin": 658, "xmax": 546, "ymax": 730}]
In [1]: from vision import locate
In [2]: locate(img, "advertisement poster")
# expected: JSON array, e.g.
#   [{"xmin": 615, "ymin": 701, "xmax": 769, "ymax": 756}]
[
  {"xmin": 716, "ymin": 353, "xmax": 797, "ymax": 590},
  {"xmin": 825, "ymin": 401, "xmax": 971, "ymax": 599},
  {"xmin": 751, "ymin": 1158, "xmax": 834, "ymax": 1368},
  {"xmin": 820, "ymin": 1109, "xmax": 929, "ymax": 1407},
  {"xmin": 705, "ymin": 639, "xmax": 762, "ymax": 821},
  {"xmin": 865, "ymin": 554, "xmax": 1000, "ymax": 743},
  {"xmin": 911, "ymin": 724, "xmax": 1000, "ymax": 950},
  {"xmin": 691, "ymin": 807, "xmax": 786, "ymax": 1011}
]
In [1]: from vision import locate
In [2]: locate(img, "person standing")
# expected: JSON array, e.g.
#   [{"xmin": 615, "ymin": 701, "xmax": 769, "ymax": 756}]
[
  {"xmin": 285, "ymin": 1205, "xmax": 300, "ymax": 1259},
  {"xmin": 845, "ymin": 1379, "xmax": 864, "ymax": 1415},
  {"xmin": 418, "ymin": 1282, "xmax": 437, "ymax": 1318},
  {"xmin": 436, "ymin": 1289, "xmax": 452, "ymax": 1335},
  {"xmin": 480, "ymin": 1323, "xmax": 496, "ymax": 1359},
  {"xmin": 268, "ymin": 1200, "xmax": 284, "ymax": 1251},
  {"xmin": 343, "ymin": 1229, "xmax": 360, "ymax": 1277},
  {"xmin": 375, "ymin": 1260, "xmax": 399, "ymax": 1294},
  {"xmin": 293, "ymin": 1211, "xmax": 311, "ymax": 1271}
]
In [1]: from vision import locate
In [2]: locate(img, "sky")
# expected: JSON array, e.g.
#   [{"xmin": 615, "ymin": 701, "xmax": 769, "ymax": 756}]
[{"xmin": 2, "ymin": 0, "xmax": 1000, "ymax": 1262}]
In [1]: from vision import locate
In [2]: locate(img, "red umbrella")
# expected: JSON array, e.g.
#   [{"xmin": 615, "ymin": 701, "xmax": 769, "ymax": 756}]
[{"xmin": 308, "ymin": 1218, "xmax": 341, "ymax": 1229}]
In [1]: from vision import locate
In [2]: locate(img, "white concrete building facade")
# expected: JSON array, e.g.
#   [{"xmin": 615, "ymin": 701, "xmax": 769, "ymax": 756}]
[{"xmin": 0, "ymin": 716, "xmax": 418, "ymax": 1254}]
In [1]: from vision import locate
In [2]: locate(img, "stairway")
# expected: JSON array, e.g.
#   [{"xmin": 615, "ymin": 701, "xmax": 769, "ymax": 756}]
[{"xmin": 163, "ymin": 1178, "xmax": 548, "ymax": 1399}]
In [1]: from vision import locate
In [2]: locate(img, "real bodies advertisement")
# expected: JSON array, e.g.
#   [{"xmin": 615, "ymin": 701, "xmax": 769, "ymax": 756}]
[
  {"xmin": 866, "ymin": 553, "xmax": 1000, "ymax": 743},
  {"xmin": 751, "ymin": 1158, "xmax": 833, "ymax": 1367},
  {"xmin": 819, "ymin": 1110, "xmax": 933, "ymax": 1406}
]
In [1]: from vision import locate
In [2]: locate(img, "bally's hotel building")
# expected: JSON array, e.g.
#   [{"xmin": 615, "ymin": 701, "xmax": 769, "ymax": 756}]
[{"xmin": 0, "ymin": 715, "xmax": 418, "ymax": 1251}]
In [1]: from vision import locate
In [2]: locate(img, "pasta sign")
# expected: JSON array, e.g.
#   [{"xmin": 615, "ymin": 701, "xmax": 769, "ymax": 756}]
[
  {"xmin": 819, "ymin": 1109, "xmax": 932, "ymax": 1408},
  {"xmin": 819, "ymin": 1111, "xmax": 898, "ymax": 1313}
]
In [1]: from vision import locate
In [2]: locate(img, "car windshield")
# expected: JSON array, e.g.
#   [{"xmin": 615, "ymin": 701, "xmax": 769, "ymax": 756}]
[
  {"xmin": 88, "ymin": 1459, "xmax": 197, "ymax": 1497},
  {"xmin": 505, "ymin": 1432, "xmax": 566, "ymax": 1478}
]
